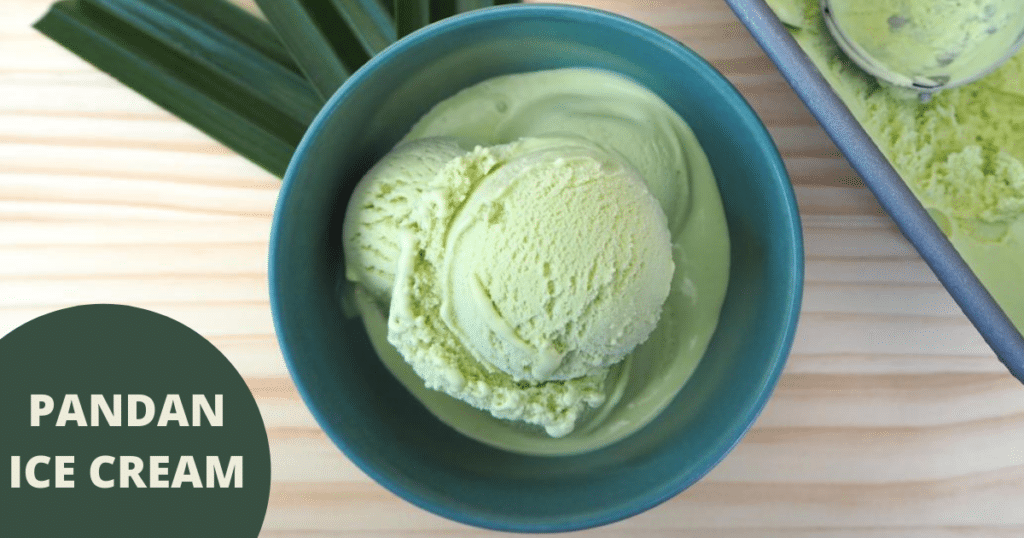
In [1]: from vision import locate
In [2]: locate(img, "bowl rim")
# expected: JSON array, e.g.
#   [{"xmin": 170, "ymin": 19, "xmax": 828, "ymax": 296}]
[{"xmin": 269, "ymin": 3, "xmax": 804, "ymax": 532}]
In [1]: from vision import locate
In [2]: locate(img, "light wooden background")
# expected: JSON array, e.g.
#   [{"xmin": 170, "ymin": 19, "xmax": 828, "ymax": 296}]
[{"xmin": 3, "ymin": 0, "xmax": 1023, "ymax": 536}]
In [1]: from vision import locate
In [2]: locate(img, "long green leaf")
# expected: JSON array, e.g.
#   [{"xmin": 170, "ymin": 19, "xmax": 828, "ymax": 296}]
[
  {"xmin": 165, "ymin": 0, "xmax": 300, "ymax": 70},
  {"xmin": 254, "ymin": 0, "xmax": 370, "ymax": 99},
  {"xmin": 253, "ymin": 0, "xmax": 518, "ymax": 94},
  {"xmin": 34, "ymin": 0, "xmax": 315, "ymax": 177},
  {"xmin": 35, "ymin": 0, "xmax": 521, "ymax": 177},
  {"xmin": 394, "ymin": 0, "xmax": 429, "ymax": 37},
  {"xmin": 85, "ymin": 0, "xmax": 322, "ymax": 126},
  {"xmin": 455, "ymin": 0, "xmax": 493, "ymax": 10},
  {"xmin": 457, "ymin": 0, "xmax": 516, "ymax": 9},
  {"xmin": 431, "ymin": 0, "xmax": 457, "ymax": 22},
  {"xmin": 329, "ymin": 0, "xmax": 396, "ymax": 56}
]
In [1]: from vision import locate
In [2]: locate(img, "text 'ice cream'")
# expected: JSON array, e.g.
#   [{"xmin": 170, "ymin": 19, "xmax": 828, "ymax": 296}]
[{"xmin": 342, "ymin": 68, "xmax": 730, "ymax": 451}]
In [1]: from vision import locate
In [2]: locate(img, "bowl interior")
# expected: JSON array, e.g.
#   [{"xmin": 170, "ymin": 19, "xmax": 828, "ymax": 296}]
[{"xmin": 270, "ymin": 4, "xmax": 802, "ymax": 532}]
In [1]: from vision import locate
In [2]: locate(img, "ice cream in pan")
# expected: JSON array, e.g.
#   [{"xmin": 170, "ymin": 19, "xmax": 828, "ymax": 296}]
[
  {"xmin": 342, "ymin": 68, "xmax": 730, "ymax": 455},
  {"xmin": 766, "ymin": 0, "xmax": 1024, "ymax": 333}
]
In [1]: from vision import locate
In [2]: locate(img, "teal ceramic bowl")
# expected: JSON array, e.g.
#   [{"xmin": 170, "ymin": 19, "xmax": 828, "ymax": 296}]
[{"xmin": 269, "ymin": 4, "xmax": 802, "ymax": 532}]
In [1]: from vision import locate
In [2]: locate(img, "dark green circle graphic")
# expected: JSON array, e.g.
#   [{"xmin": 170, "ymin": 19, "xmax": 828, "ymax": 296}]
[{"xmin": 0, "ymin": 304, "xmax": 271, "ymax": 538}]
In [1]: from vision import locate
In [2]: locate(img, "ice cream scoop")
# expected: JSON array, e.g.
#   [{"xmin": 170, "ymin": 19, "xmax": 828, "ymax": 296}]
[
  {"xmin": 440, "ymin": 139, "xmax": 674, "ymax": 383},
  {"xmin": 352, "ymin": 137, "xmax": 662, "ymax": 437},
  {"xmin": 820, "ymin": 0, "xmax": 1024, "ymax": 97}
]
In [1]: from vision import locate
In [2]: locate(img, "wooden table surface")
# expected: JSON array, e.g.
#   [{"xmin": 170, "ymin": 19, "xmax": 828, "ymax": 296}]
[{"xmin": 3, "ymin": 0, "xmax": 1023, "ymax": 535}]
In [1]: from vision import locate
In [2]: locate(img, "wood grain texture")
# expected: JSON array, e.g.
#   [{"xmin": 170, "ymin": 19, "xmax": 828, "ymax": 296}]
[{"xmin": 2, "ymin": 0, "xmax": 1022, "ymax": 536}]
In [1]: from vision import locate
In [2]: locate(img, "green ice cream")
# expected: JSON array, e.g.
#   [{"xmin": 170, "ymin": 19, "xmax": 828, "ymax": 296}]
[
  {"xmin": 826, "ymin": 0, "xmax": 1024, "ymax": 86},
  {"xmin": 439, "ymin": 140, "xmax": 675, "ymax": 385},
  {"xmin": 771, "ymin": 0, "xmax": 1024, "ymax": 330},
  {"xmin": 342, "ymin": 68, "xmax": 730, "ymax": 454},
  {"xmin": 346, "ymin": 137, "xmax": 676, "ymax": 438}
]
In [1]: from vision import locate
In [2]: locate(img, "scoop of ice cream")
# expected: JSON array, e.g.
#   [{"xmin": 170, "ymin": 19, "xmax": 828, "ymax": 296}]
[
  {"xmin": 342, "ymin": 137, "xmax": 466, "ymax": 300},
  {"xmin": 344, "ymin": 136, "xmax": 673, "ymax": 436},
  {"xmin": 379, "ymin": 138, "xmax": 640, "ymax": 437},
  {"xmin": 439, "ymin": 140, "xmax": 674, "ymax": 382}
]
